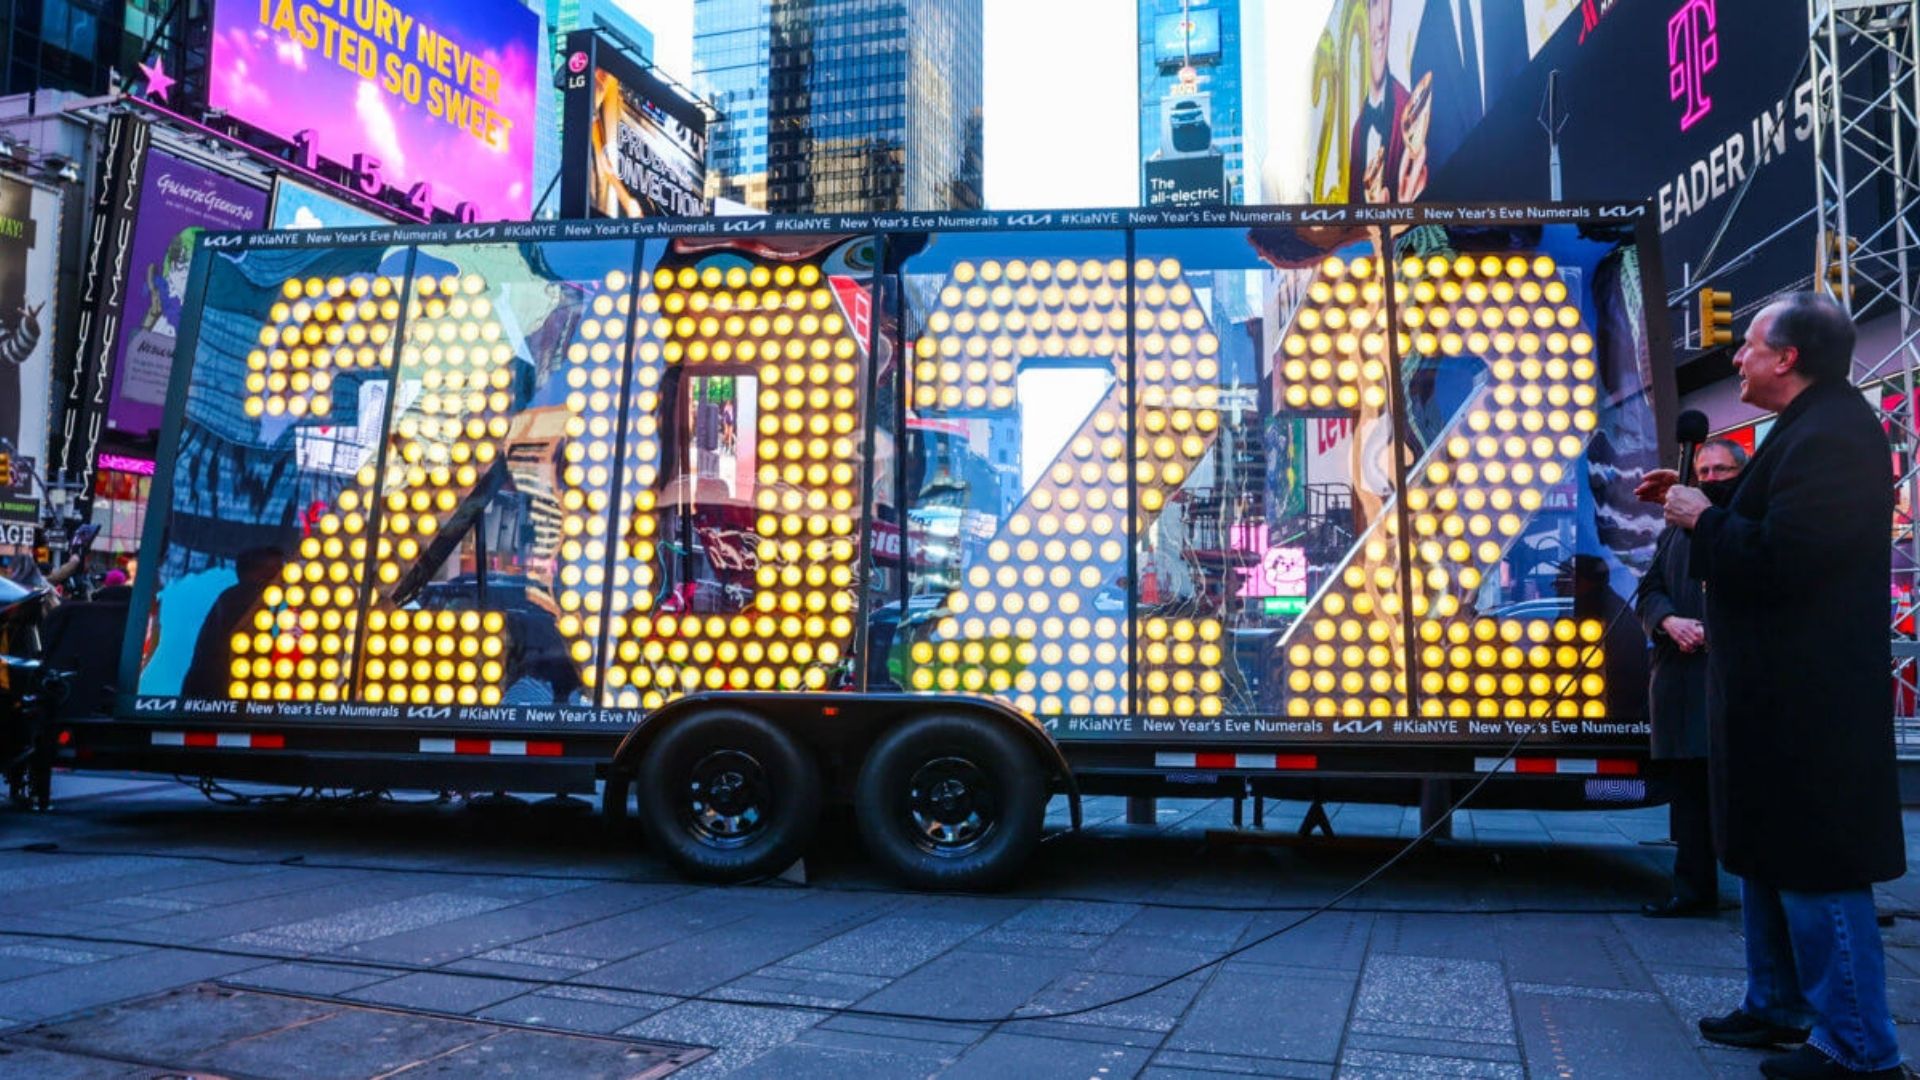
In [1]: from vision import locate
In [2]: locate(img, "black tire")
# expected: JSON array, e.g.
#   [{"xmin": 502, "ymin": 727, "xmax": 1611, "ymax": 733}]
[
  {"xmin": 635, "ymin": 709, "xmax": 822, "ymax": 883},
  {"xmin": 854, "ymin": 714, "xmax": 1047, "ymax": 890}
]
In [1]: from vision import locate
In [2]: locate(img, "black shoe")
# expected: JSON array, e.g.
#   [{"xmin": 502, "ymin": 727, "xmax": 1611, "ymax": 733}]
[
  {"xmin": 1759, "ymin": 1044, "xmax": 1906, "ymax": 1079},
  {"xmin": 1698, "ymin": 1008, "xmax": 1811, "ymax": 1048},
  {"xmin": 1643, "ymin": 895, "xmax": 1719, "ymax": 919}
]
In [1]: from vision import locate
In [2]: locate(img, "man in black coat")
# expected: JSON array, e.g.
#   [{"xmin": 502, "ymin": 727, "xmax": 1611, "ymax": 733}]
[
  {"xmin": 1643, "ymin": 293, "xmax": 1905, "ymax": 1079},
  {"xmin": 1633, "ymin": 438, "xmax": 1746, "ymax": 918}
]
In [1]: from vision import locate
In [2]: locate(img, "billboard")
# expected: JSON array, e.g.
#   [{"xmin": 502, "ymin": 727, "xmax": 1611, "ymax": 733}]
[
  {"xmin": 208, "ymin": 0, "xmax": 539, "ymax": 221},
  {"xmin": 1418, "ymin": 0, "xmax": 1815, "ymax": 331},
  {"xmin": 1144, "ymin": 153, "xmax": 1227, "ymax": 208},
  {"xmin": 1154, "ymin": 9, "xmax": 1223, "ymax": 65},
  {"xmin": 0, "ymin": 176, "xmax": 60, "ymax": 466},
  {"xmin": 1305, "ymin": 0, "xmax": 1578, "ymax": 205},
  {"xmin": 104, "ymin": 147, "xmax": 270, "ymax": 444},
  {"xmin": 560, "ymin": 30, "xmax": 708, "ymax": 219},
  {"xmin": 269, "ymin": 179, "xmax": 390, "ymax": 230}
]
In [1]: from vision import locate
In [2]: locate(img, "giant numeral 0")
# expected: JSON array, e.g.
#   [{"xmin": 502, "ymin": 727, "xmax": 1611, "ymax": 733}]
[
  {"xmin": 593, "ymin": 259, "xmax": 867, "ymax": 709},
  {"xmin": 905, "ymin": 256, "xmax": 1227, "ymax": 718},
  {"xmin": 1276, "ymin": 251, "xmax": 1609, "ymax": 723}
]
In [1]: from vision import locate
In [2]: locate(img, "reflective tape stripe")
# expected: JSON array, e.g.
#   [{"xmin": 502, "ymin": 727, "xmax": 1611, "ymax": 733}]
[
  {"xmin": 419, "ymin": 738, "xmax": 566, "ymax": 757},
  {"xmin": 1155, "ymin": 752, "xmax": 1319, "ymax": 771},
  {"xmin": 1474, "ymin": 757, "xmax": 1641, "ymax": 776},
  {"xmin": 152, "ymin": 731, "xmax": 284, "ymax": 749}
]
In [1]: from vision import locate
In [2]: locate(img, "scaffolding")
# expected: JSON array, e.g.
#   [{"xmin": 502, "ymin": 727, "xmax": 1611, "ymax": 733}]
[{"xmin": 1810, "ymin": 0, "xmax": 1920, "ymax": 748}]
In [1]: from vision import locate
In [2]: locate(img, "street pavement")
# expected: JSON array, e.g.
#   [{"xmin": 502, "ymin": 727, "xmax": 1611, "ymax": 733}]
[{"xmin": 2, "ymin": 773, "xmax": 1919, "ymax": 1078}]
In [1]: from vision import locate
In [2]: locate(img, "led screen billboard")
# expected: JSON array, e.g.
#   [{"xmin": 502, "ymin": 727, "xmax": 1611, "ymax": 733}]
[
  {"xmin": 560, "ymin": 30, "xmax": 708, "ymax": 219},
  {"xmin": 105, "ymin": 148, "xmax": 270, "ymax": 443},
  {"xmin": 1154, "ymin": 9, "xmax": 1222, "ymax": 65},
  {"xmin": 0, "ymin": 176, "xmax": 59, "ymax": 466},
  {"xmin": 209, "ymin": 0, "xmax": 539, "ymax": 221}
]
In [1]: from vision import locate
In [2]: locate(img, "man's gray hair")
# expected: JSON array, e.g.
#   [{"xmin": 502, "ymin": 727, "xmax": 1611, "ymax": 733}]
[
  {"xmin": 1698, "ymin": 437, "xmax": 1749, "ymax": 468},
  {"xmin": 1764, "ymin": 291, "xmax": 1856, "ymax": 383}
]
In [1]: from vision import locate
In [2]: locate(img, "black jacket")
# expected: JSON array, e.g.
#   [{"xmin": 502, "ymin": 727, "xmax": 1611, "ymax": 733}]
[
  {"xmin": 1634, "ymin": 527, "xmax": 1710, "ymax": 759},
  {"xmin": 1689, "ymin": 379, "xmax": 1905, "ymax": 890}
]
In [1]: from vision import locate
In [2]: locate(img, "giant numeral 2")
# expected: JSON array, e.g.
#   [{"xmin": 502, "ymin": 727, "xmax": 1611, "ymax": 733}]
[
  {"xmin": 1276, "ymin": 251, "xmax": 1609, "ymax": 722},
  {"xmin": 905, "ymin": 256, "xmax": 1227, "ymax": 718},
  {"xmin": 229, "ymin": 270, "xmax": 516, "ymax": 705}
]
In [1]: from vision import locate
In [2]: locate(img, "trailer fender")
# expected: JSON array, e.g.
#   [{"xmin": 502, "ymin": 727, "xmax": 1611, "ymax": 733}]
[{"xmin": 608, "ymin": 693, "xmax": 1081, "ymax": 831}]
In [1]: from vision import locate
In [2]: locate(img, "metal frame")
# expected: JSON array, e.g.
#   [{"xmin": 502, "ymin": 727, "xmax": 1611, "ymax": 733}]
[{"xmin": 1809, "ymin": 0, "xmax": 1920, "ymax": 748}]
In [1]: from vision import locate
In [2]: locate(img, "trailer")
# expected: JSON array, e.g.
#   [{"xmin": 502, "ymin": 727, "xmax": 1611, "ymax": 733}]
[{"xmin": 59, "ymin": 203, "xmax": 1678, "ymax": 888}]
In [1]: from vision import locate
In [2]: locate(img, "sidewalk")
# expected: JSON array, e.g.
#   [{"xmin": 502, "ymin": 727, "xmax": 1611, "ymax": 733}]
[{"xmin": 0, "ymin": 773, "xmax": 1914, "ymax": 1077}]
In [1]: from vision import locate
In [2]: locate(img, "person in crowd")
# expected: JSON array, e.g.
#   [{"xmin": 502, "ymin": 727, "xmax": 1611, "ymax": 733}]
[
  {"xmin": 1639, "ymin": 292, "xmax": 1905, "ymax": 1079},
  {"xmin": 1633, "ymin": 438, "xmax": 1747, "ymax": 918},
  {"xmin": 181, "ymin": 547, "xmax": 285, "ymax": 699}
]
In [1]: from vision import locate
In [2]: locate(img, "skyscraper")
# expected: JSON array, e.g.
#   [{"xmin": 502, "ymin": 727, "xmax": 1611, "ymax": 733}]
[
  {"xmin": 1139, "ymin": 0, "xmax": 1243, "ymax": 207},
  {"xmin": 694, "ymin": 0, "xmax": 773, "ymax": 210},
  {"xmin": 697, "ymin": 0, "xmax": 980, "ymax": 214}
]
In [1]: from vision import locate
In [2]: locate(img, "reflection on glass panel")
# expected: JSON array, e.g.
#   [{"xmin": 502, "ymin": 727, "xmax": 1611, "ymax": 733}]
[
  {"xmin": 600, "ymin": 236, "xmax": 873, "ymax": 708},
  {"xmin": 863, "ymin": 275, "xmax": 905, "ymax": 690},
  {"xmin": 136, "ymin": 245, "xmax": 410, "ymax": 702},
  {"xmin": 345, "ymin": 241, "xmax": 639, "ymax": 709},
  {"xmin": 899, "ymin": 232, "xmax": 1131, "ymax": 718},
  {"xmin": 1392, "ymin": 228, "xmax": 1655, "ymax": 729}
]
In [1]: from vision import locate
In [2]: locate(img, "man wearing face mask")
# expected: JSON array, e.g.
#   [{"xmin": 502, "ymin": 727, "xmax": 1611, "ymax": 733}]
[
  {"xmin": 1633, "ymin": 438, "xmax": 1746, "ymax": 919},
  {"xmin": 1637, "ymin": 293, "xmax": 1904, "ymax": 1079}
]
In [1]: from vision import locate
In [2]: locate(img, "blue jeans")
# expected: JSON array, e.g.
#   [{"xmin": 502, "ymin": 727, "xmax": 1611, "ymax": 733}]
[{"xmin": 1741, "ymin": 877, "xmax": 1903, "ymax": 1072}]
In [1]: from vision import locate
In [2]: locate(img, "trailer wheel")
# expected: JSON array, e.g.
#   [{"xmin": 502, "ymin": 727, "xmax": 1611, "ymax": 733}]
[
  {"xmin": 635, "ymin": 709, "xmax": 821, "ymax": 883},
  {"xmin": 854, "ymin": 714, "xmax": 1045, "ymax": 890}
]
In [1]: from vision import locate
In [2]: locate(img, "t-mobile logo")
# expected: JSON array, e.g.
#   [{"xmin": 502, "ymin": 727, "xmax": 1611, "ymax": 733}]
[{"xmin": 1668, "ymin": 0, "xmax": 1719, "ymax": 131}]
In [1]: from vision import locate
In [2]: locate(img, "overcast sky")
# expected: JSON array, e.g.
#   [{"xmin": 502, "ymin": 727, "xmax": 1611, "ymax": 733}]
[{"xmin": 615, "ymin": 0, "xmax": 1334, "ymax": 209}]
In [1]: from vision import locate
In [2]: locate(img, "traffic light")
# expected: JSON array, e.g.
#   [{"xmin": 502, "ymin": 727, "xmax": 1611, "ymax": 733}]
[
  {"xmin": 1824, "ymin": 231, "xmax": 1860, "ymax": 303},
  {"xmin": 1697, "ymin": 288, "xmax": 1734, "ymax": 349}
]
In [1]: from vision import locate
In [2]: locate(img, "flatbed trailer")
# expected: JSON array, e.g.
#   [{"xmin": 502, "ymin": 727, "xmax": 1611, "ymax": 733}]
[{"xmin": 61, "ymin": 202, "xmax": 1677, "ymax": 887}]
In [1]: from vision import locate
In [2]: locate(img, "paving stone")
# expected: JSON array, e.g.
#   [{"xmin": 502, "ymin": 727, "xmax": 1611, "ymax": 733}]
[
  {"xmin": 1513, "ymin": 988, "xmax": 1715, "ymax": 1079},
  {"xmin": 1148, "ymin": 1047, "xmax": 1337, "ymax": 1077},
  {"xmin": 220, "ymin": 960, "xmax": 395, "ymax": 996},
  {"xmin": 621, "ymin": 1000, "xmax": 821, "ymax": 1076},
  {"xmin": 1229, "ymin": 911, "xmax": 1374, "ymax": 972},
  {"xmin": 852, "ymin": 945, "xmax": 1083, "ymax": 1020},
  {"xmin": 1337, "ymin": 1047, "xmax": 1525, "ymax": 1078},
  {"xmin": 1369, "ymin": 914, "xmax": 1507, "ymax": 962},
  {"xmin": 124, "ymin": 875, "xmax": 444, "ymax": 943},
  {"xmin": 1349, "ymin": 954, "xmax": 1514, "ymax": 1042},
  {"xmin": 1164, "ymin": 965, "xmax": 1355, "ymax": 1064},
  {"xmin": 941, "ymin": 1031, "xmax": 1150, "ymax": 1079},
  {"xmin": 520, "ymin": 891, "xmax": 764, "ymax": 960},
  {"xmin": 1498, "ymin": 920, "xmax": 1655, "ymax": 991},
  {"xmin": 231, "ymin": 891, "xmax": 516, "ymax": 954},
  {"xmin": 1016, "ymin": 969, "xmax": 1207, "ymax": 1034},
  {"xmin": 1652, "ymin": 970, "xmax": 1749, "ymax": 1049},
  {"xmin": 477, "ymin": 988, "xmax": 675, "ymax": 1033},
  {"xmin": 0, "ymin": 1042, "xmax": 149, "ymax": 1078},
  {"xmin": 1610, "ymin": 911, "xmax": 1747, "ymax": 971},
  {"xmin": 782, "ymin": 913, "xmax": 988, "ymax": 977},
  {"xmin": 723, "ymin": 1037, "xmax": 947, "ymax": 1079},
  {"xmin": 714, "ymin": 963, "xmax": 891, "ymax": 1008},
  {"xmin": 346, "ymin": 971, "xmax": 538, "ymax": 1014},
  {"xmin": 592, "ymin": 927, "xmax": 815, "ymax": 996},
  {"xmin": 0, "ymin": 947, "xmax": 264, "ymax": 1022},
  {"xmin": 391, "ymin": 1026, "xmax": 699, "ymax": 1077}
]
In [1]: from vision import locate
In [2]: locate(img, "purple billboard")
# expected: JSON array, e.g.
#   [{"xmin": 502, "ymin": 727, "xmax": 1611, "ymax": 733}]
[
  {"xmin": 209, "ymin": 0, "xmax": 539, "ymax": 221},
  {"xmin": 105, "ymin": 148, "xmax": 269, "ymax": 441}
]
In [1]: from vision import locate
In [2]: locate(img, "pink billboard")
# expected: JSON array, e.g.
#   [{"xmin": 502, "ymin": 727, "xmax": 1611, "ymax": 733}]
[{"xmin": 210, "ymin": 0, "xmax": 539, "ymax": 221}]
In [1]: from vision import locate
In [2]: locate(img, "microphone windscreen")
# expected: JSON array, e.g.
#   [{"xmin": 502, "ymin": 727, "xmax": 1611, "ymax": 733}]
[{"xmin": 1676, "ymin": 409, "xmax": 1709, "ymax": 445}]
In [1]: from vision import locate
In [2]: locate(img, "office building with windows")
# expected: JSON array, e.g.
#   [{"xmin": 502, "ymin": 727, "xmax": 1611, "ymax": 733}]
[{"xmin": 695, "ymin": 0, "xmax": 980, "ymax": 214}]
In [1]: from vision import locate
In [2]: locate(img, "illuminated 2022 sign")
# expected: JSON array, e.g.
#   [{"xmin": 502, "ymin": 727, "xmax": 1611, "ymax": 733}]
[{"xmin": 209, "ymin": 0, "xmax": 538, "ymax": 221}]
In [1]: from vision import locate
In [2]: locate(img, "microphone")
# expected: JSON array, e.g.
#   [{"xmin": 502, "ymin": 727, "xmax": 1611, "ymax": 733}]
[{"xmin": 1676, "ymin": 409, "xmax": 1709, "ymax": 485}]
